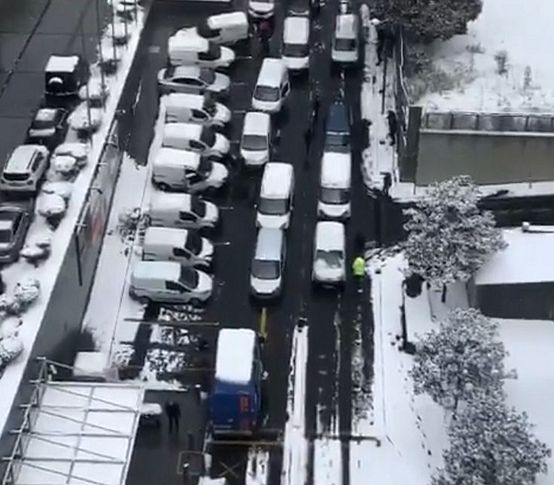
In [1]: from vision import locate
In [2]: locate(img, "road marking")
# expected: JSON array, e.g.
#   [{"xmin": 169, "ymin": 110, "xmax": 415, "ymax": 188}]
[{"xmin": 259, "ymin": 307, "xmax": 268, "ymax": 340}]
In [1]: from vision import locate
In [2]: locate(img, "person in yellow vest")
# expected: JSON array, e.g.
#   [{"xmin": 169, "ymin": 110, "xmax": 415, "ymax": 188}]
[{"xmin": 352, "ymin": 255, "xmax": 366, "ymax": 292}]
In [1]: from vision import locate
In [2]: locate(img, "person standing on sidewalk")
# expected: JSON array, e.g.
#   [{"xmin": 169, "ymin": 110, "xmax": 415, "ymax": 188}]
[
  {"xmin": 387, "ymin": 110, "xmax": 398, "ymax": 146},
  {"xmin": 352, "ymin": 255, "xmax": 366, "ymax": 293},
  {"xmin": 165, "ymin": 401, "xmax": 181, "ymax": 433}
]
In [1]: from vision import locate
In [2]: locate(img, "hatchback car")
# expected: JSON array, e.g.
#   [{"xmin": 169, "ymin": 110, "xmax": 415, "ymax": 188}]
[
  {"xmin": 0, "ymin": 204, "xmax": 32, "ymax": 264},
  {"xmin": 27, "ymin": 108, "xmax": 68, "ymax": 150},
  {"xmin": 0, "ymin": 145, "xmax": 50, "ymax": 194},
  {"xmin": 158, "ymin": 66, "xmax": 230, "ymax": 96}
]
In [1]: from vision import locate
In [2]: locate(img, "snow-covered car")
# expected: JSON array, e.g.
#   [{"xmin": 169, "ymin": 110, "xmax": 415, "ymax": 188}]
[
  {"xmin": 157, "ymin": 66, "xmax": 230, "ymax": 97},
  {"xmin": 241, "ymin": 111, "xmax": 271, "ymax": 167},
  {"xmin": 164, "ymin": 92, "xmax": 231, "ymax": 128},
  {"xmin": 107, "ymin": 21, "xmax": 131, "ymax": 45},
  {"xmin": 79, "ymin": 78, "xmax": 109, "ymax": 108},
  {"xmin": 68, "ymin": 103, "xmax": 103, "ymax": 134},
  {"xmin": 176, "ymin": 12, "xmax": 248, "ymax": 45},
  {"xmin": 0, "ymin": 145, "xmax": 50, "ymax": 194},
  {"xmin": 26, "ymin": 108, "xmax": 68, "ymax": 150},
  {"xmin": 148, "ymin": 192, "xmax": 219, "ymax": 231},
  {"xmin": 54, "ymin": 142, "xmax": 88, "ymax": 167},
  {"xmin": 129, "ymin": 261, "xmax": 213, "ymax": 305},
  {"xmin": 312, "ymin": 221, "xmax": 346, "ymax": 286},
  {"xmin": 168, "ymin": 33, "xmax": 235, "ymax": 68},
  {"xmin": 331, "ymin": 13, "xmax": 359, "ymax": 64},
  {"xmin": 0, "ymin": 204, "xmax": 32, "ymax": 264},
  {"xmin": 162, "ymin": 123, "xmax": 230, "ymax": 159},
  {"xmin": 282, "ymin": 15, "xmax": 310, "ymax": 71}
]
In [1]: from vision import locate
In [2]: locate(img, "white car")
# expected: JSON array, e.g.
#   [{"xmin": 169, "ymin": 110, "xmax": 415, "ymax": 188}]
[
  {"xmin": 312, "ymin": 221, "xmax": 346, "ymax": 286},
  {"xmin": 282, "ymin": 15, "xmax": 310, "ymax": 71},
  {"xmin": 149, "ymin": 192, "xmax": 219, "ymax": 231},
  {"xmin": 162, "ymin": 123, "xmax": 230, "ymax": 159},
  {"xmin": 249, "ymin": 0, "xmax": 275, "ymax": 19},
  {"xmin": 240, "ymin": 111, "xmax": 271, "ymax": 167},
  {"xmin": 168, "ymin": 33, "xmax": 235, "ymax": 68},
  {"xmin": 164, "ymin": 93, "xmax": 231, "ymax": 128},
  {"xmin": 157, "ymin": 66, "xmax": 230, "ymax": 96}
]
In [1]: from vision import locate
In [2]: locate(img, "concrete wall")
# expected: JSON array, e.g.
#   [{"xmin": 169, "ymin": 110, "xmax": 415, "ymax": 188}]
[{"xmin": 416, "ymin": 131, "xmax": 554, "ymax": 185}]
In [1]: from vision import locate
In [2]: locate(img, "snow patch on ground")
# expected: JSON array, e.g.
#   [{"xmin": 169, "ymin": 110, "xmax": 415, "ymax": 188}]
[
  {"xmin": 313, "ymin": 438, "xmax": 342, "ymax": 485},
  {"xmin": 245, "ymin": 447, "xmax": 269, "ymax": 485},
  {"xmin": 414, "ymin": 0, "xmax": 554, "ymax": 113}
]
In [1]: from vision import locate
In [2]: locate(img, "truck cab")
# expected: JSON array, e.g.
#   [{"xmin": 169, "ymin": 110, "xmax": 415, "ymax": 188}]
[{"xmin": 209, "ymin": 328, "xmax": 263, "ymax": 436}]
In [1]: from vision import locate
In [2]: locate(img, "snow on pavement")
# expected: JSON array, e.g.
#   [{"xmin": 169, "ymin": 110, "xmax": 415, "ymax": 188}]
[
  {"xmin": 281, "ymin": 325, "xmax": 309, "ymax": 485},
  {"xmin": 0, "ymin": 5, "xmax": 147, "ymax": 436},
  {"xmin": 313, "ymin": 437, "xmax": 342, "ymax": 485},
  {"xmin": 245, "ymin": 447, "xmax": 269, "ymax": 485}
]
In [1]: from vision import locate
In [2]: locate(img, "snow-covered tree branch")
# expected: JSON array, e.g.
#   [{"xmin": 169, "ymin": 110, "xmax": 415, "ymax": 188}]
[
  {"xmin": 433, "ymin": 390, "xmax": 551, "ymax": 485},
  {"xmin": 410, "ymin": 308, "xmax": 510, "ymax": 412}
]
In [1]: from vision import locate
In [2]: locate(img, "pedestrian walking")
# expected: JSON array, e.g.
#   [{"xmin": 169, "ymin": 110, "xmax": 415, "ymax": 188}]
[
  {"xmin": 376, "ymin": 27, "xmax": 385, "ymax": 65},
  {"xmin": 352, "ymin": 255, "xmax": 366, "ymax": 293},
  {"xmin": 387, "ymin": 110, "xmax": 398, "ymax": 146},
  {"xmin": 304, "ymin": 124, "xmax": 313, "ymax": 158},
  {"xmin": 383, "ymin": 172, "xmax": 392, "ymax": 196},
  {"xmin": 257, "ymin": 19, "xmax": 272, "ymax": 58},
  {"xmin": 310, "ymin": 0, "xmax": 321, "ymax": 20},
  {"xmin": 165, "ymin": 400, "xmax": 181, "ymax": 433}
]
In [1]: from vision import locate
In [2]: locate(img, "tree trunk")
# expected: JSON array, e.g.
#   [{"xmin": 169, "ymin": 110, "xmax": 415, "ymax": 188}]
[{"xmin": 441, "ymin": 284, "xmax": 447, "ymax": 303}]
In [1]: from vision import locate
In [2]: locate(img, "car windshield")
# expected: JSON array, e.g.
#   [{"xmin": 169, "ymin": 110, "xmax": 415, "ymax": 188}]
[
  {"xmin": 202, "ymin": 97, "xmax": 217, "ymax": 116},
  {"xmin": 185, "ymin": 231, "xmax": 202, "ymax": 254},
  {"xmin": 252, "ymin": 259, "xmax": 280, "ymax": 279},
  {"xmin": 32, "ymin": 110, "xmax": 57, "ymax": 129},
  {"xmin": 335, "ymin": 38, "xmax": 356, "ymax": 51},
  {"xmin": 283, "ymin": 43, "xmax": 309, "ymax": 57},
  {"xmin": 0, "ymin": 228, "xmax": 13, "ymax": 244},
  {"xmin": 199, "ymin": 68, "xmax": 215, "ymax": 84},
  {"xmin": 200, "ymin": 128, "xmax": 216, "ymax": 147},
  {"xmin": 197, "ymin": 157, "xmax": 213, "ymax": 177},
  {"xmin": 325, "ymin": 133, "xmax": 350, "ymax": 152},
  {"xmin": 242, "ymin": 134, "xmax": 267, "ymax": 151},
  {"xmin": 191, "ymin": 197, "xmax": 207, "ymax": 217},
  {"xmin": 254, "ymin": 85, "xmax": 279, "ymax": 102},
  {"xmin": 179, "ymin": 266, "xmax": 199, "ymax": 288},
  {"xmin": 258, "ymin": 197, "xmax": 288, "ymax": 215},
  {"xmin": 316, "ymin": 249, "xmax": 343, "ymax": 268},
  {"xmin": 320, "ymin": 187, "xmax": 350, "ymax": 204}
]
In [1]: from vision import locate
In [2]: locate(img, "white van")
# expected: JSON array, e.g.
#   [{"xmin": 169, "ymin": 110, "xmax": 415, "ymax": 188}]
[
  {"xmin": 250, "ymin": 228, "xmax": 285, "ymax": 299},
  {"xmin": 282, "ymin": 15, "xmax": 310, "ymax": 71},
  {"xmin": 318, "ymin": 151, "xmax": 351, "ymax": 220},
  {"xmin": 149, "ymin": 192, "xmax": 219, "ymax": 230},
  {"xmin": 143, "ymin": 227, "xmax": 214, "ymax": 269},
  {"xmin": 152, "ymin": 148, "xmax": 228, "ymax": 193},
  {"xmin": 252, "ymin": 59, "xmax": 290, "ymax": 113},
  {"xmin": 164, "ymin": 93, "xmax": 231, "ymax": 128},
  {"xmin": 129, "ymin": 261, "xmax": 213, "ymax": 305},
  {"xmin": 248, "ymin": 0, "xmax": 275, "ymax": 19},
  {"xmin": 178, "ymin": 12, "xmax": 248, "ymax": 45},
  {"xmin": 312, "ymin": 221, "xmax": 346, "ymax": 286},
  {"xmin": 168, "ymin": 33, "xmax": 235, "ymax": 68},
  {"xmin": 162, "ymin": 122, "xmax": 230, "ymax": 158},
  {"xmin": 240, "ymin": 111, "xmax": 271, "ymax": 167},
  {"xmin": 256, "ymin": 162, "xmax": 294, "ymax": 229},
  {"xmin": 331, "ymin": 13, "xmax": 359, "ymax": 64}
]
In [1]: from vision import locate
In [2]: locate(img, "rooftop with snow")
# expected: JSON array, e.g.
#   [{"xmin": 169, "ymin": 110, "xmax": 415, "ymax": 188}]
[{"xmin": 214, "ymin": 328, "xmax": 256, "ymax": 385}]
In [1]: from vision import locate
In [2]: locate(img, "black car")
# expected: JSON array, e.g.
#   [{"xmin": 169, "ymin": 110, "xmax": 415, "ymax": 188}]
[
  {"xmin": 0, "ymin": 204, "xmax": 33, "ymax": 264},
  {"xmin": 27, "ymin": 108, "xmax": 68, "ymax": 149},
  {"xmin": 324, "ymin": 100, "xmax": 352, "ymax": 153},
  {"xmin": 44, "ymin": 54, "xmax": 90, "ymax": 97}
]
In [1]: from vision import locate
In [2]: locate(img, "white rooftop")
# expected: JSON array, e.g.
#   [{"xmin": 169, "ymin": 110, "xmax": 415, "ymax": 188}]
[
  {"xmin": 45, "ymin": 55, "xmax": 80, "ymax": 73},
  {"xmin": 5, "ymin": 381, "xmax": 144, "ymax": 485},
  {"xmin": 154, "ymin": 146, "xmax": 200, "ymax": 168},
  {"xmin": 261, "ymin": 162, "xmax": 293, "ymax": 198},
  {"xmin": 315, "ymin": 221, "xmax": 345, "ymax": 250},
  {"xmin": 321, "ymin": 151, "xmax": 351, "ymax": 186},
  {"xmin": 215, "ymin": 328, "xmax": 256, "ymax": 384},
  {"xmin": 284, "ymin": 16, "xmax": 309, "ymax": 44},
  {"xmin": 475, "ymin": 228, "xmax": 554, "ymax": 285},
  {"xmin": 244, "ymin": 111, "xmax": 270, "ymax": 135}
]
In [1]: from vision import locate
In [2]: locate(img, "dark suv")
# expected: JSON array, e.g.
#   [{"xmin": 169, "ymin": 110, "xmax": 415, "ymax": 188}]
[{"xmin": 324, "ymin": 100, "xmax": 351, "ymax": 153}]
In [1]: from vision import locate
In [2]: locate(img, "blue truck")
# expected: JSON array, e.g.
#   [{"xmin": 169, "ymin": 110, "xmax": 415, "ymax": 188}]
[{"xmin": 209, "ymin": 328, "xmax": 263, "ymax": 436}]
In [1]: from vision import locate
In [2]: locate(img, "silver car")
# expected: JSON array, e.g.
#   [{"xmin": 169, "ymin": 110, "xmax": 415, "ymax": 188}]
[
  {"xmin": 0, "ymin": 145, "xmax": 50, "ymax": 194},
  {"xmin": 157, "ymin": 66, "xmax": 230, "ymax": 96}
]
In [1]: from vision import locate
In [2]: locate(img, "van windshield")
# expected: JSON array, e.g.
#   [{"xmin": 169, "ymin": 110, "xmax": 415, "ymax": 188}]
[
  {"xmin": 199, "ymin": 68, "xmax": 215, "ymax": 84},
  {"xmin": 200, "ymin": 128, "xmax": 216, "ymax": 147},
  {"xmin": 202, "ymin": 97, "xmax": 217, "ymax": 116},
  {"xmin": 325, "ymin": 133, "xmax": 350, "ymax": 152},
  {"xmin": 283, "ymin": 43, "xmax": 309, "ymax": 57},
  {"xmin": 185, "ymin": 231, "xmax": 202, "ymax": 254},
  {"xmin": 320, "ymin": 187, "xmax": 350, "ymax": 204},
  {"xmin": 335, "ymin": 38, "xmax": 356, "ymax": 51},
  {"xmin": 254, "ymin": 85, "xmax": 279, "ymax": 102},
  {"xmin": 191, "ymin": 197, "xmax": 207, "ymax": 217},
  {"xmin": 252, "ymin": 259, "xmax": 280, "ymax": 279},
  {"xmin": 316, "ymin": 249, "xmax": 343, "ymax": 268},
  {"xmin": 242, "ymin": 134, "xmax": 267, "ymax": 151},
  {"xmin": 179, "ymin": 266, "xmax": 199, "ymax": 288},
  {"xmin": 258, "ymin": 197, "xmax": 288, "ymax": 215}
]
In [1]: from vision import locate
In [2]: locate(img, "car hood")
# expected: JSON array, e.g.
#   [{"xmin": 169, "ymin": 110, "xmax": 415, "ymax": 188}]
[
  {"xmin": 199, "ymin": 239, "xmax": 214, "ymax": 260},
  {"xmin": 196, "ymin": 270, "xmax": 214, "ymax": 294},
  {"xmin": 313, "ymin": 259, "xmax": 345, "ymax": 281},
  {"xmin": 250, "ymin": 2, "xmax": 274, "ymax": 13},
  {"xmin": 220, "ymin": 47, "xmax": 236, "ymax": 66},
  {"xmin": 250, "ymin": 275, "xmax": 281, "ymax": 295},
  {"xmin": 213, "ymin": 134, "xmax": 230, "ymax": 155},
  {"xmin": 204, "ymin": 201, "xmax": 219, "ymax": 225},
  {"xmin": 215, "ymin": 104, "xmax": 231, "ymax": 124},
  {"xmin": 206, "ymin": 162, "xmax": 229, "ymax": 186},
  {"xmin": 213, "ymin": 73, "xmax": 231, "ymax": 92}
]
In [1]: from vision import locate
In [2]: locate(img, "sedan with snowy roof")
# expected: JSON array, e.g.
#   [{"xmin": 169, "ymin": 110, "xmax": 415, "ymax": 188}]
[
  {"xmin": 168, "ymin": 33, "xmax": 235, "ymax": 68},
  {"xmin": 44, "ymin": 54, "xmax": 89, "ymax": 97},
  {"xmin": 26, "ymin": 108, "xmax": 68, "ymax": 150},
  {"xmin": 0, "ymin": 204, "xmax": 32, "ymax": 264},
  {"xmin": 312, "ymin": 221, "xmax": 346, "ymax": 286},
  {"xmin": 164, "ymin": 93, "xmax": 231, "ymax": 128},
  {"xmin": 162, "ymin": 122, "xmax": 230, "ymax": 159},
  {"xmin": 148, "ymin": 192, "xmax": 219, "ymax": 231},
  {"xmin": 157, "ymin": 66, "xmax": 230, "ymax": 97},
  {"xmin": 129, "ymin": 261, "xmax": 213, "ymax": 305}
]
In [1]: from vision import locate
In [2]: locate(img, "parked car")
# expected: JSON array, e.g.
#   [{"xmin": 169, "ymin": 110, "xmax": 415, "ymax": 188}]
[
  {"xmin": 324, "ymin": 100, "xmax": 352, "ymax": 153},
  {"xmin": 317, "ymin": 151, "xmax": 352, "ymax": 220},
  {"xmin": 164, "ymin": 93, "xmax": 231, "ymax": 128},
  {"xmin": 168, "ymin": 33, "xmax": 235, "ymax": 68},
  {"xmin": 129, "ymin": 261, "xmax": 213, "ymax": 305},
  {"xmin": 250, "ymin": 228, "xmax": 286, "ymax": 299},
  {"xmin": 256, "ymin": 162, "xmax": 294, "ymax": 229},
  {"xmin": 148, "ymin": 192, "xmax": 219, "ymax": 230},
  {"xmin": 0, "ymin": 145, "xmax": 50, "ymax": 194},
  {"xmin": 143, "ymin": 226, "xmax": 214, "ymax": 269},
  {"xmin": 331, "ymin": 13, "xmax": 359, "ymax": 64},
  {"xmin": 177, "ymin": 12, "xmax": 248, "ymax": 45},
  {"xmin": 162, "ymin": 123, "xmax": 230, "ymax": 159},
  {"xmin": 157, "ymin": 66, "xmax": 230, "ymax": 96},
  {"xmin": 240, "ymin": 111, "xmax": 272, "ymax": 167},
  {"xmin": 252, "ymin": 58, "xmax": 290, "ymax": 113},
  {"xmin": 44, "ymin": 54, "xmax": 90, "ymax": 97},
  {"xmin": 282, "ymin": 15, "xmax": 310, "ymax": 71},
  {"xmin": 26, "ymin": 108, "xmax": 68, "ymax": 149},
  {"xmin": 0, "ymin": 204, "xmax": 32, "ymax": 264},
  {"xmin": 312, "ymin": 221, "xmax": 346, "ymax": 286}
]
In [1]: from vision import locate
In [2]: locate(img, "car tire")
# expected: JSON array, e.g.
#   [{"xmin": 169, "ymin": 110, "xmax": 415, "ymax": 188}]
[
  {"xmin": 157, "ymin": 182, "xmax": 170, "ymax": 191},
  {"xmin": 190, "ymin": 298, "xmax": 202, "ymax": 307}
]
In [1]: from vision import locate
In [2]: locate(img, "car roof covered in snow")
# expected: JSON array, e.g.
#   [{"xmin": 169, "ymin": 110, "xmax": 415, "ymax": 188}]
[
  {"xmin": 475, "ymin": 228, "xmax": 554, "ymax": 285},
  {"xmin": 243, "ymin": 111, "xmax": 270, "ymax": 135},
  {"xmin": 284, "ymin": 16, "xmax": 309, "ymax": 44},
  {"xmin": 169, "ymin": 65, "xmax": 203, "ymax": 78},
  {"xmin": 315, "ymin": 221, "xmax": 345, "ymax": 250},
  {"xmin": 45, "ymin": 55, "xmax": 80, "ymax": 73},
  {"xmin": 163, "ymin": 122, "xmax": 203, "ymax": 143},
  {"xmin": 165, "ymin": 92, "xmax": 206, "ymax": 111},
  {"xmin": 150, "ymin": 192, "xmax": 193, "ymax": 212},
  {"xmin": 5, "ymin": 145, "xmax": 45, "ymax": 174},
  {"xmin": 143, "ymin": 227, "xmax": 189, "ymax": 248},
  {"xmin": 321, "ymin": 151, "xmax": 351, "ymax": 186},
  {"xmin": 257, "ymin": 58, "xmax": 285, "ymax": 88},
  {"xmin": 208, "ymin": 11, "xmax": 247, "ymax": 29},
  {"xmin": 254, "ymin": 228, "xmax": 284, "ymax": 260},
  {"xmin": 154, "ymin": 147, "xmax": 201, "ymax": 169},
  {"xmin": 215, "ymin": 328, "xmax": 256, "ymax": 384},
  {"xmin": 261, "ymin": 162, "xmax": 293, "ymax": 198},
  {"xmin": 132, "ymin": 260, "xmax": 183, "ymax": 282},
  {"xmin": 169, "ymin": 32, "xmax": 210, "ymax": 52},
  {"xmin": 335, "ymin": 13, "xmax": 357, "ymax": 37}
]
